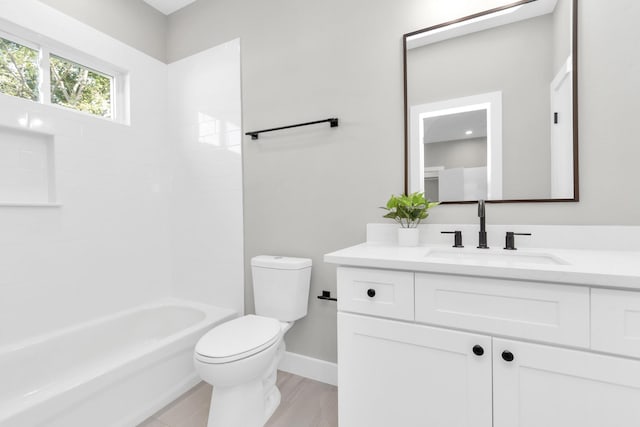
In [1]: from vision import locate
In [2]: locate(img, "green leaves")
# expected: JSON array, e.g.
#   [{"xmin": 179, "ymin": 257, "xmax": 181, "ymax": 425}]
[
  {"xmin": 380, "ymin": 192, "xmax": 439, "ymax": 228},
  {"xmin": 0, "ymin": 37, "xmax": 39, "ymax": 102},
  {"xmin": 50, "ymin": 55, "xmax": 112, "ymax": 118},
  {"xmin": 0, "ymin": 37, "xmax": 112, "ymax": 118}
]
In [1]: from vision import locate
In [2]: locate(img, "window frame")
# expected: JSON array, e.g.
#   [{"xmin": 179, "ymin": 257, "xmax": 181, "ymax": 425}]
[{"xmin": 0, "ymin": 24, "xmax": 128, "ymax": 124}]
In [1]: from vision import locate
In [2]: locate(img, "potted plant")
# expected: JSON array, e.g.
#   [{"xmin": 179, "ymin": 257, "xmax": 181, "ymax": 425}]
[{"xmin": 381, "ymin": 192, "xmax": 439, "ymax": 246}]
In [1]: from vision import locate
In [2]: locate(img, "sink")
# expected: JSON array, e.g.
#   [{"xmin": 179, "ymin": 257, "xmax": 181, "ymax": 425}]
[{"xmin": 424, "ymin": 248, "xmax": 569, "ymax": 266}]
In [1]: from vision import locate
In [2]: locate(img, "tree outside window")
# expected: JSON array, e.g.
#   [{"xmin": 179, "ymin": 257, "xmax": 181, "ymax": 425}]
[
  {"xmin": 50, "ymin": 54, "xmax": 112, "ymax": 118},
  {"xmin": 0, "ymin": 35, "xmax": 115, "ymax": 119},
  {"xmin": 0, "ymin": 36, "xmax": 39, "ymax": 102}
]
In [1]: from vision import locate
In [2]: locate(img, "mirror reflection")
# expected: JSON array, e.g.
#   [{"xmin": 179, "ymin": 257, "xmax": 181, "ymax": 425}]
[
  {"xmin": 424, "ymin": 109, "xmax": 488, "ymax": 202},
  {"xmin": 405, "ymin": 0, "xmax": 577, "ymax": 203}
]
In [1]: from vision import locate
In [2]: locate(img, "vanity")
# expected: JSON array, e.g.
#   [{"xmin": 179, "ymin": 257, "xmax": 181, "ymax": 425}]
[
  {"xmin": 325, "ymin": 0, "xmax": 640, "ymax": 424},
  {"xmin": 325, "ymin": 224, "xmax": 640, "ymax": 427}
]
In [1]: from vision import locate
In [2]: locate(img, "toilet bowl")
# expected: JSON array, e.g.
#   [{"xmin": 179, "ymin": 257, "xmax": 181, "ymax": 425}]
[
  {"xmin": 194, "ymin": 315, "xmax": 284, "ymax": 427},
  {"xmin": 194, "ymin": 256, "xmax": 312, "ymax": 427}
]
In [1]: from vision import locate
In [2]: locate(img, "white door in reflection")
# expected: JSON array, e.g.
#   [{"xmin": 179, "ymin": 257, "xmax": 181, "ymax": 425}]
[{"xmin": 550, "ymin": 57, "xmax": 574, "ymax": 199}]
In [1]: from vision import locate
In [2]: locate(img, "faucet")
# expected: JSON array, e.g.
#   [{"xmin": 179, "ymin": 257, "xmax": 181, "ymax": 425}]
[{"xmin": 477, "ymin": 200, "xmax": 489, "ymax": 249}]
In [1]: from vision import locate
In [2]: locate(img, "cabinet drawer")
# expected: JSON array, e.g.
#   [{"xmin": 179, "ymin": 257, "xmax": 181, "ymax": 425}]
[
  {"xmin": 592, "ymin": 288, "xmax": 640, "ymax": 358},
  {"xmin": 415, "ymin": 273, "xmax": 590, "ymax": 347},
  {"xmin": 337, "ymin": 267, "xmax": 414, "ymax": 320}
]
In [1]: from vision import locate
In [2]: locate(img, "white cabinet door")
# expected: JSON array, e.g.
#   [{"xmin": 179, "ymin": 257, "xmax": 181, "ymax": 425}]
[
  {"xmin": 338, "ymin": 312, "xmax": 492, "ymax": 427},
  {"xmin": 493, "ymin": 338, "xmax": 640, "ymax": 427}
]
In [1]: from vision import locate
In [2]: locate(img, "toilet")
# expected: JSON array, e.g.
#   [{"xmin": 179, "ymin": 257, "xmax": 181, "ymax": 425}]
[{"xmin": 194, "ymin": 255, "xmax": 312, "ymax": 427}]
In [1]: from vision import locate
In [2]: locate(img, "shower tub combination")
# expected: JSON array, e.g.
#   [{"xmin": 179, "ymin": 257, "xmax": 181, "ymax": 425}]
[{"xmin": 0, "ymin": 299, "xmax": 236, "ymax": 427}]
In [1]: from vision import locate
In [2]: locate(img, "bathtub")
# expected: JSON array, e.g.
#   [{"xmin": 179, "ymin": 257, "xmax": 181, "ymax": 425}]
[{"xmin": 0, "ymin": 299, "xmax": 236, "ymax": 427}]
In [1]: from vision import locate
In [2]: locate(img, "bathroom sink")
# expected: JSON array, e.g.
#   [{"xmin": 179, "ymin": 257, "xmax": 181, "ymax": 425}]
[{"xmin": 424, "ymin": 249, "xmax": 569, "ymax": 266}]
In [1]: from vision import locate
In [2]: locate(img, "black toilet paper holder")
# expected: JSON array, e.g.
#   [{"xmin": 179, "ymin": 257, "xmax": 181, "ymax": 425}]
[{"xmin": 317, "ymin": 290, "xmax": 337, "ymax": 302}]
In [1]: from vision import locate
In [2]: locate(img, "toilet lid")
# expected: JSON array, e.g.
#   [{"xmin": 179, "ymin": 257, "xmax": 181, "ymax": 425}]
[{"xmin": 195, "ymin": 315, "xmax": 281, "ymax": 364}]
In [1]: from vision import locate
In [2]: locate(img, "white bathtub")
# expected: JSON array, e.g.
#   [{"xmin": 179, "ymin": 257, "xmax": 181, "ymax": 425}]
[{"xmin": 0, "ymin": 299, "xmax": 236, "ymax": 427}]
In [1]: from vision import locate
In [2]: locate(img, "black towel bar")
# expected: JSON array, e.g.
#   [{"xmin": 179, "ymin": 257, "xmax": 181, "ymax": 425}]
[{"xmin": 246, "ymin": 118, "xmax": 339, "ymax": 140}]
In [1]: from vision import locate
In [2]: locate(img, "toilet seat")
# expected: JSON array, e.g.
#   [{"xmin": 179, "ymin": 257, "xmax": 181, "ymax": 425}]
[{"xmin": 195, "ymin": 315, "xmax": 281, "ymax": 364}]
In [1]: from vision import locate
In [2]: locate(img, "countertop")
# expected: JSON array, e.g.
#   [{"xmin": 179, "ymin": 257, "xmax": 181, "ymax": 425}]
[{"xmin": 324, "ymin": 243, "xmax": 640, "ymax": 290}]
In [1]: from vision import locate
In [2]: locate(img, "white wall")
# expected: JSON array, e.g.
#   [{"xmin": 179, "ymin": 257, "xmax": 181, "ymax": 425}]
[
  {"xmin": 0, "ymin": 1, "xmax": 172, "ymax": 345},
  {"xmin": 167, "ymin": 40, "xmax": 244, "ymax": 315},
  {"xmin": 425, "ymin": 138, "xmax": 487, "ymax": 169},
  {"xmin": 167, "ymin": 0, "xmax": 640, "ymax": 364}
]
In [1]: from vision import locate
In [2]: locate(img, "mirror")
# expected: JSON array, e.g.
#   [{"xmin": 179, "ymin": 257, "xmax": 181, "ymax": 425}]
[{"xmin": 404, "ymin": 0, "xmax": 578, "ymax": 203}]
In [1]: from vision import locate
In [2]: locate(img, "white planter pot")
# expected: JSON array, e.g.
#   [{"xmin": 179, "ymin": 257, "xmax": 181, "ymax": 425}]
[{"xmin": 398, "ymin": 228, "xmax": 420, "ymax": 247}]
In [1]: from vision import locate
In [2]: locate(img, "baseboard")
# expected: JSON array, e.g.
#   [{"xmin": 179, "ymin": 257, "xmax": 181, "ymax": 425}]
[{"xmin": 279, "ymin": 351, "xmax": 338, "ymax": 386}]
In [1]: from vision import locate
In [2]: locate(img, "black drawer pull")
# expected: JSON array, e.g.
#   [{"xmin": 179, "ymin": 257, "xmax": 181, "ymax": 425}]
[
  {"xmin": 472, "ymin": 345, "xmax": 484, "ymax": 356},
  {"xmin": 502, "ymin": 351, "xmax": 514, "ymax": 362},
  {"xmin": 367, "ymin": 288, "xmax": 376, "ymax": 298}
]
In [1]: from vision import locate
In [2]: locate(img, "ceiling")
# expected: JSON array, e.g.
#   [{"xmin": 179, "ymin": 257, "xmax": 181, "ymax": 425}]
[
  {"xmin": 142, "ymin": 0, "xmax": 197, "ymax": 15},
  {"xmin": 423, "ymin": 110, "xmax": 487, "ymax": 144}
]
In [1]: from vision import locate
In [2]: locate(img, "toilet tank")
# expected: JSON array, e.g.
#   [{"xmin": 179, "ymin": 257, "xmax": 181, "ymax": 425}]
[{"xmin": 251, "ymin": 256, "xmax": 312, "ymax": 322}]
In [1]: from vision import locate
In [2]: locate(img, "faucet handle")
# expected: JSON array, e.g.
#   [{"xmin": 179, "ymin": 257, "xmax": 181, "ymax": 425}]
[
  {"xmin": 441, "ymin": 231, "xmax": 464, "ymax": 248},
  {"xmin": 504, "ymin": 232, "xmax": 532, "ymax": 250}
]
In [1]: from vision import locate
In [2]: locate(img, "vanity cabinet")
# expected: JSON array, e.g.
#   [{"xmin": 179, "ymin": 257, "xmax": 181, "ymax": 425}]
[{"xmin": 336, "ymin": 267, "xmax": 640, "ymax": 427}]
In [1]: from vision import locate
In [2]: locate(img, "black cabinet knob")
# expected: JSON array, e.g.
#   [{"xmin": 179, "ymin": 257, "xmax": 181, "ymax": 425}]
[
  {"xmin": 502, "ymin": 350, "xmax": 514, "ymax": 362},
  {"xmin": 472, "ymin": 345, "xmax": 484, "ymax": 356},
  {"xmin": 367, "ymin": 288, "xmax": 376, "ymax": 298}
]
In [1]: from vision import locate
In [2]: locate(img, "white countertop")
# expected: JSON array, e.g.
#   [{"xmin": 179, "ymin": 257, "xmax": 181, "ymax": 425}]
[{"xmin": 324, "ymin": 243, "xmax": 640, "ymax": 290}]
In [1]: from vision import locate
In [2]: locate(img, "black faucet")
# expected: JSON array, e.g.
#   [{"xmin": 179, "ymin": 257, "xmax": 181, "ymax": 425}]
[{"xmin": 477, "ymin": 200, "xmax": 489, "ymax": 249}]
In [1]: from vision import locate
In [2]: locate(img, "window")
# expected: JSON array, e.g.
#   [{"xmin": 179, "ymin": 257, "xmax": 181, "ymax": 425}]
[
  {"xmin": 0, "ymin": 28, "xmax": 125, "ymax": 122},
  {"xmin": 50, "ymin": 55, "xmax": 113, "ymax": 119},
  {"xmin": 0, "ymin": 36, "xmax": 39, "ymax": 102}
]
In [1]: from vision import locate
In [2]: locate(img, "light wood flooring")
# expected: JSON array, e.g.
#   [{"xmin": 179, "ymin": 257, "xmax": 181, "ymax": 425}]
[{"xmin": 139, "ymin": 371, "xmax": 338, "ymax": 427}]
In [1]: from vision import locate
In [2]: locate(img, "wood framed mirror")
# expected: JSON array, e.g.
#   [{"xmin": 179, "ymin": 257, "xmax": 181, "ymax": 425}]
[{"xmin": 403, "ymin": 0, "xmax": 578, "ymax": 203}]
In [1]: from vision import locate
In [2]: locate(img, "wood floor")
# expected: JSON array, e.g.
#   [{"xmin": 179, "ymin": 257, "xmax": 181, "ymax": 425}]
[{"xmin": 139, "ymin": 371, "xmax": 338, "ymax": 427}]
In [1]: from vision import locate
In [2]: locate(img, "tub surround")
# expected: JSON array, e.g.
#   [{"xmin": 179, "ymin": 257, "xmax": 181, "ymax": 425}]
[
  {"xmin": 0, "ymin": 1, "xmax": 173, "ymax": 347},
  {"xmin": 327, "ymin": 223, "xmax": 640, "ymax": 426},
  {"xmin": 0, "ymin": 1, "xmax": 244, "ymax": 345},
  {"xmin": 167, "ymin": 38, "xmax": 244, "ymax": 315}
]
